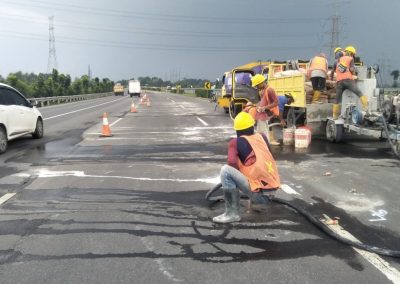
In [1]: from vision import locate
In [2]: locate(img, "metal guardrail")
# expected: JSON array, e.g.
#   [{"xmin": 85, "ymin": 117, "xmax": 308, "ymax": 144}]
[
  {"xmin": 383, "ymin": 88, "xmax": 400, "ymax": 95},
  {"xmin": 35, "ymin": 92, "xmax": 113, "ymax": 107}
]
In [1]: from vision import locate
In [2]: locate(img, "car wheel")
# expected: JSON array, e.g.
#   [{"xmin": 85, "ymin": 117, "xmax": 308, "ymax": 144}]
[
  {"xmin": 0, "ymin": 127, "xmax": 7, "ymax": 154},
  {"xmin": 32, "ymin": 118, "xmax": 44, "ymax": 139}
]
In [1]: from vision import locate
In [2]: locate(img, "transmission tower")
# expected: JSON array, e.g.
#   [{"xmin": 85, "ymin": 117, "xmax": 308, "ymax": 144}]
[
  {"xmin": 47, "ymin": 16, "xmax": 58, "ymax": 73},
  {"xmin": 328, "ymin": 1, "xmax": 341, "ymax": 62}
]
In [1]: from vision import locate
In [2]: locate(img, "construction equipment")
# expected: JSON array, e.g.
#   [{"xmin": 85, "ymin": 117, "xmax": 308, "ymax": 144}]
[{"xmin": 268, "ymin": 60, "xmax": 400, "ymax": 157}]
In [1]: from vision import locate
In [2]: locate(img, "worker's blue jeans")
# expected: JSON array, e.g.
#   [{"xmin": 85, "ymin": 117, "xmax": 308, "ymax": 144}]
[{"xmin": 220, "ymin": 165, "xmax": 268, "ymax": 204}]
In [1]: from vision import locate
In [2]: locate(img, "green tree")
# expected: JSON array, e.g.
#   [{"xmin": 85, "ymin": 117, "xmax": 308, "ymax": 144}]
[{"xmin": 391, "ymin": 70, "xmax": 399, "ymax": 88}]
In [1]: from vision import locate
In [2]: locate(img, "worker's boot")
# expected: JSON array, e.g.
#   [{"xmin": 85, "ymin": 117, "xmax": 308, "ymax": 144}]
[
  {"xmin": 360, "ymin": 95, "xmax": 369, "ymax": 112},
  {"xmin": 268, "ymin": 128, "xmax": 280, "ymax": 146},
  {"xmin": 332, "ymin": 104, "xmax": 341, "ymax": 120},
  {"xmin": 311, "ymin": 90, "xmax": 321, "ymax": 104},
  {"xmin": 212, "ymin": 188, "xmax": 241, "ymax": 223}
]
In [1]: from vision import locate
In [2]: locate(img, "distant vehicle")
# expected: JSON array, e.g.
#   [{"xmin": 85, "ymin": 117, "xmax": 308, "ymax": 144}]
[
  {"xmin": 128, "ymin": 80, "xmax": 141, "ymax": 97},
  {"xmin": 113, "ymin": 83, "xmax": 124, "ymax": 96},
  {"xmin": 0, "ymin": 83, "xmax": 44, "ymax": 154}
]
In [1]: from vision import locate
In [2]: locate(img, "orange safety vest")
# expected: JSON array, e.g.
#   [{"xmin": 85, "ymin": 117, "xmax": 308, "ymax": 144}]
[
  {"xmin": 336, "ymin": 55, "xmax": 354, "ymax": 81},
  {"xmin": 243, "ymin": 105, "xmax": 257, "ymax": 120},
  {"xmin": 261, "ymin": 87, "xmax": 279, "ymax": 117},
  {"xmin": 238, "ymin": 133, "xmax": 281, "ymax": 192},
  {"xmin": 309, "ymin": 56, "xmax": 328, "ymax": 73}
]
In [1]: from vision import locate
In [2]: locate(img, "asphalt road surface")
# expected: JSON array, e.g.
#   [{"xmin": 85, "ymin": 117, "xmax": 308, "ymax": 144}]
[{"xmin": 0, "ymin": 92, "xmax": 399, "ymax": 284}]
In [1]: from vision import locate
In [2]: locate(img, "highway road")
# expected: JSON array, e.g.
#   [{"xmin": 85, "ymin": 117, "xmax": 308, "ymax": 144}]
[{"xmin": 0, "ymin": 92, "xmax": 399, "ymax": 283}]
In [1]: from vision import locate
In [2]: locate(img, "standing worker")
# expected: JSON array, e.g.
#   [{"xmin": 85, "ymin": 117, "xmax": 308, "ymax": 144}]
[
  {"xmin": 330, "ymin": 47, "xmax": 344, "ymax": 81},
  {"xmin": 331, "ymin": 46, "xmax": 368, "ymax": 119},
  {"xmin": 251, "ymin": 74, "xmax": 280, "ymax": 146},
  {"xmin": 307, "ymin": 53, "xmax": 329, "ymax": 103},
  {"xmin": 212, "ymin": 112, "xmax": 281, "ymax": 223}
]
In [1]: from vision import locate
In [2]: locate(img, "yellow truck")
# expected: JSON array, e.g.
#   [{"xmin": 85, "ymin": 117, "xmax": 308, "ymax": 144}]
[
  {"xmin": 218, "ymin": 61, "xmax": 271, "ymax": 117},
  {"xmin": 113, "ymin": 83, "xmax": 125, "ymax": 96}
]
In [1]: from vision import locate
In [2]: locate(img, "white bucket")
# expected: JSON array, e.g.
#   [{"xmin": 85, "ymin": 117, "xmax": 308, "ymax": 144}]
[
  {"xmin": 283, "ymin": 128, "xmax": 295, "ymax": 145},
  {"xmin": 295, "ymin": 128, "xmax": 311, "ymax": 148}
]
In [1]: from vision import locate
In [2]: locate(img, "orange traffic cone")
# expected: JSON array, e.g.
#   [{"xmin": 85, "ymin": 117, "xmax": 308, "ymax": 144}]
[
  {"xmin": 146, "ymin": 99, "xmax": 152, "ymax": 107},
  {"xmin": 130, "ymin": 101, "xmax": 138, "ymax": 113},
  {"xmin": 100, "ymin": 112, "xmax": 113, "ymax": 137}
]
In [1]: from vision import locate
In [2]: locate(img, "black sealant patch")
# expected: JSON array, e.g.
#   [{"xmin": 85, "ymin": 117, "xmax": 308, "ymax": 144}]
[{"xmin": 0, "ymin": 187, "xmax": 370, "ymax": 270}]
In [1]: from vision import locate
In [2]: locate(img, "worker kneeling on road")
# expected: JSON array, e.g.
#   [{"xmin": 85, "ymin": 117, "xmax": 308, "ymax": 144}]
[{"xmin": 213, "ymin": 112, "xmax": 281, "ymax": 224}]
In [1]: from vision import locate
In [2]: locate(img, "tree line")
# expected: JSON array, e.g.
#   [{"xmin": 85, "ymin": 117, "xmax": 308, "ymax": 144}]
[
  {"xmin": 118, "ymin": 76, "xmax": 213, "ymax": 89},
  {"xmin": 0, "ymin": 69, "xmax": 114, "ymax": 98}
]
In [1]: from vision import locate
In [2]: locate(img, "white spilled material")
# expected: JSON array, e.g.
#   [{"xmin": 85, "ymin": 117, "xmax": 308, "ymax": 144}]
[
  {"xmin": 36, "ymin": 169, "xmax": 220, "ymax": 184},
  {"xmin": 196, "ymin": 117, "xmax": 208, "ymax": 126},
  {"xmin": 325, "ymin": 216, "xmax": 400, "ymax": 284},
  {"xmin": 0, "ymin": 193, "xmax": 16, "ymax": 205},
  {"xmin": 44, "ymin": 97, "xmax": 126, "ymax": 120},
  {"xmin": 281, "ymin": 184, "xmax": 301, "ymax": 195}
]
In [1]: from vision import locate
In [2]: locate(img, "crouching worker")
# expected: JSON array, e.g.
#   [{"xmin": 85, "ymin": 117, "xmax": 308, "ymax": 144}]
[{"xmin": 212, "ymin": 112, "xmax": 281, "ymax": 223}]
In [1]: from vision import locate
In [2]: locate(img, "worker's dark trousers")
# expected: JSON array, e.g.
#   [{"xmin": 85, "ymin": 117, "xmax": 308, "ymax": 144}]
[{"xmin": 335, "ymin": 79, "xmax": 363, "ymax": 104}]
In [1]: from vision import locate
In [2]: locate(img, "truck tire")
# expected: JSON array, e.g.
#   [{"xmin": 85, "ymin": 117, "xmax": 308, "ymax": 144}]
[
  {"xmin": 0, "ymin": 127, "xmax": 7, "ymax": 154},
  {"xmin": 326, "ymin": 120, "xmax": 343, "ymax": 143}
]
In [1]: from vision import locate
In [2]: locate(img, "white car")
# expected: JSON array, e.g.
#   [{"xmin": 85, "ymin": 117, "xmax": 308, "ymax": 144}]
[{"xmin": 0, "ymin": 83, "xmax": 44, "ymax": 154}]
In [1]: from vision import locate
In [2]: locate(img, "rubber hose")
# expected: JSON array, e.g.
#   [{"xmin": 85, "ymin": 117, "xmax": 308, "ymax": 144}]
[{"xmin": 206, "ymin": 183, "xmax": 400, "ymax": 258}]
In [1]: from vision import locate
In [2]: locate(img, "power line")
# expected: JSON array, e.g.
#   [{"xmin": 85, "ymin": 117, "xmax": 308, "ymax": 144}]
[
  {"xmin": 47, "ymin": 16, "xmax": 58, "ymax": 73},
  {"xmin": 0, "ymin": 29, "xmax": 316, "ymax": 53},
  {"xmin": 0, "ymin": 12, "xmax": 316, "ymax": 39},
  {"xmin": 0, "ymin": 0, "xmax": 325, "ymax": 24}
]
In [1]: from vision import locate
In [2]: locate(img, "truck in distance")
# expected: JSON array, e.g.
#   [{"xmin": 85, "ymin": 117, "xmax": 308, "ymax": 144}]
[{"xmin": 128, "ymin": 80, "xmax": 141, "ymax": 97}]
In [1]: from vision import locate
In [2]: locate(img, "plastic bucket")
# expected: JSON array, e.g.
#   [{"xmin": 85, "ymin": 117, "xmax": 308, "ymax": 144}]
[
  {"xmin": 283, "ymin": 128, "xmax": 295, "ymax": 146},
  {"xmin": 295, "ymin": 128, "xmax": 311, "ymax": 148}
]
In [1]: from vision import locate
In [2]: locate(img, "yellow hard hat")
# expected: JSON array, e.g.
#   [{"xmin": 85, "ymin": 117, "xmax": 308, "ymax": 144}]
[
  {"xmin": 334, "ymin": 47, "xmax": 342, "ymax": 54},
  {"xmin": 251, "ymin": 74, "xmax": 266, "ymax": 87},
  {"xmin": 234, "ymin": 112, "xmax": 255, "ymax": 131},
  {"xmin": 345, "ymin": 46, "xmax": 356, "ymax": 55}
]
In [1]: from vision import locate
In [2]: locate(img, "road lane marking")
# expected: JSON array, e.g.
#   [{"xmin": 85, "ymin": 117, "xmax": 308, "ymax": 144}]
[
  {"xmin": 281, "ymin": 184, "xmax": 301, "ymax": 195},
  {"xmin": 0, "ymin": 193, "xmax": 16, "ymax": 205},
  {"xmin": 35, "ymin": 169, "xmax": 220, "ymax": 184},
  {"xmin": 196, "ymin": 117, "xmax": 208, "ymax": 126},
  {"xmin": 324, "ymin": 215, "xmax": 400, "ymax": 284},
  {"xmin": 43, "ymin": 97, "xmax": 126, "ymax": 120},
  {"xmin": 110, "ymin": 118, "xmax": 123, "ymax": 127},
  {"xmin": 179, "ymin": 105, "xmax": 185, "ymax": 109}
]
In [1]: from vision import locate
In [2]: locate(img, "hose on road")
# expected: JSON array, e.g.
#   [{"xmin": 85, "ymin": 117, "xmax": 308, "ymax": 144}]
[{"xmin": 206, "ymin": 183, "xmax": 400, "ymax": 258}]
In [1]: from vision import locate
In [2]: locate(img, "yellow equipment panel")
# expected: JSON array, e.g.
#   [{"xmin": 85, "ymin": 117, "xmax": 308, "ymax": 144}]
[{"xmin": 268, "ymin": 74, "xmax": 307, "ymax": 108}]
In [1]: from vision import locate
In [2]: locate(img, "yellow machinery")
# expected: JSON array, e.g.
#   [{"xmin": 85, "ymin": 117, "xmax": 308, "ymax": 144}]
[
  {"xmin": 229, "ymin": 61, "xmax": 271, "ymax": 118},
  {"xmin": 113, "ymin": 83, "xmax": 124, "ymax": 96}
]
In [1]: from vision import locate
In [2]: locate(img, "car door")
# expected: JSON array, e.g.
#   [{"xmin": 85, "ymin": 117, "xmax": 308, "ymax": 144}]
[
  {"xmin": 8, "ymin": 89, "xmax": 36, "ymax": 133},
  {"xmin": 0, "ymin": 88, "xmax": 31, "ymax": 136}
]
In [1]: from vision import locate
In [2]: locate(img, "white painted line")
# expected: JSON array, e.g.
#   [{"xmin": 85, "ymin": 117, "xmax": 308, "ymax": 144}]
[
  {"xmin": 43, "ymin": 97, "xmax": 126, "ymax": 120},
  {"xmin": 0, "ymin": 193, "xmax": 16, "ymax": 205},
  {"xmin": 179, "ymin": 105, "xmax": 185, "ymax": 109},
  {"xmin": 110, "ymin": 118, "xmax": 123, "ymax": 127},
  {"xmin": 281, "ymin": 184, "xmax": 301, "ymax": 195},
  {"xmin": 170, "ymin": 99, "xmax": 176, "ymax": 103},
  {"xmin": 35, "ymin": 169, "xmax": 220, "ymax": 184},
  {"xmin": 324, "ymin": 215, "xmax": 400, "ymax": 284},
  {"xmin": 196, "ymin": 117, "xmax": 208, "ymax": 126}
]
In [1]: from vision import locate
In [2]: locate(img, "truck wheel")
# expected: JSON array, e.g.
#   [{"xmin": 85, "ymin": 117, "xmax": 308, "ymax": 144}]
[
  {"xmin": 32, "ymin": 118, "xmax": 44, "ymax": 139},
  {"xmin": 0, "ymin": 127, "xmax": 7, "ymax": 154},
  {"xmin": 326, "ymin": 120, "xmax": 343, "ymax": 143}
]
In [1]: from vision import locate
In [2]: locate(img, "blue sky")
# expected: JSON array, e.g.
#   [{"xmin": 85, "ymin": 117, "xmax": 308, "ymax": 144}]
[{"xmin": 0, "ymin": 0, "xmax": 398, "ymax": 84}]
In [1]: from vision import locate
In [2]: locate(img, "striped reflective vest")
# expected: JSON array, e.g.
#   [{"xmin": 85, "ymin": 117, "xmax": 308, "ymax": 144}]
[{"xmin": 238, "ymin": 133, "xmax": 281, "ymax": 192}]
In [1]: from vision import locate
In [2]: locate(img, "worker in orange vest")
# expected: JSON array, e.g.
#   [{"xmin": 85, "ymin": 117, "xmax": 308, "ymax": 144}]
[
  {"xmin": 307, "ymin": 53, "xmax": 328, "ymax": 103},
  {"xmin": 251, "ymin": 74, "xmax": 280, "ymax": 145},
  {"xmin": 331, "ymin": 46, "xmax": 368, "ymax": 119},
  {"xmin": 213, "ymin": 112, "xmax": 281, "ymax": 223}
]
